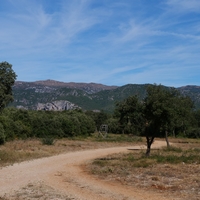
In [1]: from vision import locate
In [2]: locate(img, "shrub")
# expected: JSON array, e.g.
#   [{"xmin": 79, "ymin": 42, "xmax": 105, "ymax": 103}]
[
  {"xmin": 186, "ymin": 128, "xmax": 200, "ymax": 138},
  {"xmin": 0, "ymin": 123, "xmax": 5, "ymax": 145},
  {"xmin": 41, "ymin": 137, "xmax": 55, "ymax": 145}
]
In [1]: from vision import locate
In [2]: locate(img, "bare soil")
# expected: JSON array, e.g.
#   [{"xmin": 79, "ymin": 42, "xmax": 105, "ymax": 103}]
[
  {"xmin": 0, "ymin": 139, "xmax": 199, "ymax": 200},
  {"xmin": 0, "ymin": 140, "xmax": 170, "ymax": 200}
]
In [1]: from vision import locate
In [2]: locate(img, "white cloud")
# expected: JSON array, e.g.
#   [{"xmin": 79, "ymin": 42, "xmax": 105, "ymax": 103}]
[
  {"xmin": 166, "ymin": 0, "xmax": 200, "ymax": 13},
  {"xmin": 1, "ymin": 0, "xmax": 200, "ymax": 86},
  {"xmin": 0, "ymin": 0, "xmax": 98, "ymax": 53}
]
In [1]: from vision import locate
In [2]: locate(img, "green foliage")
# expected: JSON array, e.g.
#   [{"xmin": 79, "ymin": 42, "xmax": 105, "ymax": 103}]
[
  {"xmin": 163, "ymin": 146, "xmax": 183, "ymax": 153},
  {"xmin": 147, "ymin": 147, "xmax": 200, "ymax": 164},
  {"xmin": 183, "ymin": 128, "xmax": 200, "ymax": 138},
  {"xmin": 10, "ymin": 82, "xmax": 200, "ymax": 113},
  {"xmin": 41, "ymin": 137, "xmax": 55, "ymax": 145},
  {"xmin": 0, "ymin": 123, "xmax": 5, "ymax": 145},
  {"xmin": 106, "ymin": 118, "xmax": 121, "ymax": 134},
  {"xmin": 113, "ymin": 84, "xmax": 196, "ymax": 155},
  {"xmin": 93, "ymin": 159, "xmax": 108, "ymax": 167},
  {"xmin": 11, "ymin": 83, "xmax": 149, "ymax": 112},
  {"xmin": 194, "ymin": 109, "xmax": 200, "ymax": 127},
  {"xmin": 0, "ymin": 108, "xmax": 96, "ymax": 142},
  {"xmin": 114, "ymin": 95, "xmax": 144, "ymax": 135},
  {"xmin": 0, "ymin": 62, "xmax": 17, "ymax": 112},
  {"xmin": 93, "ymin": 147, "xmax": 200, "ymax": 171},
  {"xmin": 144, "ymin": 84, "xmax": 194, "ymax": 138},
  {"xmin": 150, "ymin": 153, "xmax": 200, "ymax": 164},
  {"xmin": 1, "ymin": 82, "xmax": 199, "ymax": 145},
  {"xmin": 125, "ymin": 154, "xmax": 135, "ymax": 162},
  {"xmin": 132, "ymin": 159, "xmax": 153, "ymax": 168}
]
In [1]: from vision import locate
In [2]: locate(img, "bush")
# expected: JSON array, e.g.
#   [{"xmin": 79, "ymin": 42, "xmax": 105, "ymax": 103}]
[
  {"xmin": 0, "ymin": 123, "xmax": 5, "ymax": 145},
  {"xmin": 41, "ymin": 137, "xmax": 55, "ymax": 145},
  {"xmin": 0, "ymin": 108, "xmax": 96, "ymax": 140},
  {"xmin": 186, "ymin": 128, "xmax": 200, "ymax": 138}
]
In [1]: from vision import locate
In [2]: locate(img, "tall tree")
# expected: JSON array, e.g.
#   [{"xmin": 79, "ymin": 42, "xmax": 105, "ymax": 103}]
[
  {"xmin": 144, "ymin": 84, "xmax": 194, "ymax": 155},
  {"xmin": 0, "ymin": 62, "xmax": 17, "ymax": 111},
  {"xmin": 0, "ymin": 62, "xmax": 16, "ymax": 144}
]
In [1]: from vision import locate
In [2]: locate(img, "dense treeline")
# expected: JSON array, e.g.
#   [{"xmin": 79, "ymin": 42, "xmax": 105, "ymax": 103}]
[
  {"xmin": 0, "ymin": 102, "xmax": 199, "ymax": 145},
  {"xmin": 0, "ymin": 108, "xmax": 95, "ymax": 144},
  {"xmin": 1, "ymin": 84, "xmax": 200, "ymax": 146},
  {"xmin": 113, "ymin": 85, "xmax": 200, "ymax": 138}
]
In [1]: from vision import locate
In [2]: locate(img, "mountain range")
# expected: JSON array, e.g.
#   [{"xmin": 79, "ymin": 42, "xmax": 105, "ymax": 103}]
[{"xmin": 11, "ymin": 80, "xmax": 200, "ymax": 112}]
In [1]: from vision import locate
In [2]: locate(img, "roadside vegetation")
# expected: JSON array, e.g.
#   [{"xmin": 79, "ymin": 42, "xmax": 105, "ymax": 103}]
[
  {"xmin": 88, "ymin": 138, "xmax": 200, "ymax": 200},
  {"xmin": 0, "ymin": 133, "xmax": 143, "ymax": 167}
]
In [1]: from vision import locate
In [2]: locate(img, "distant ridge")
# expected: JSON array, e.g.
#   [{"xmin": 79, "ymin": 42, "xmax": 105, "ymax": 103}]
[
  {"xmin": 12, "ymin": 80, "xmax": 200, "ymax": 112},
  {"xmin": 14, "ymin": 80, "xmax": 118, "ymax": 93}
]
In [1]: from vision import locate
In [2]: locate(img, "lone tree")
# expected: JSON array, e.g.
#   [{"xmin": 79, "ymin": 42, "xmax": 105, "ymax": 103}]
[
  {"xmin": 144, "ymin": 84, "xmax": 194, "ymax": 156},
  {"xmin": 114, "ymin": 84, "xmax": 194, "ymax": 156},
  {"xmin": 0, "ymin": 62, "xmax": 17, "ymax": 112}
]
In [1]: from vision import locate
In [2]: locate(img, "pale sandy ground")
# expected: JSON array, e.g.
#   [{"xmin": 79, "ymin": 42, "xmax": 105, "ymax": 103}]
[{"xmin": 0, "ymin": 141, "xmax": 174, "ymax": 200}]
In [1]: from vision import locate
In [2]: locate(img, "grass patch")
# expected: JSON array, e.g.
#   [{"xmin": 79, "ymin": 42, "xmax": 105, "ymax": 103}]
[
  {"xmin": 150, "ymin": 153, "xmax": 200, "ymax": 164},
  {"xmin": 132, "ymin": 159, "xmax": 155, "ymax": 168},
  {"xmin": 93, "ymin": 134, "xmax": 143, "ymax": 143},
  {"xmin": 65, "ymin": 133, "xmax": 143, "ymax": 144},
  {"xmin": 125, "ymin": 154, "xmax": 135, "ymax": 162},
  {"xmin": 41, "ymin": 137, "xmax": 55, "ymax": 145},
  {"xmin": 0, "ymin": 136, "xmax": 142, "ymax": 167},
  {"xmin": 187, "ymin": 147, "xmax": 200, "ymax": 153},
  {"xmin": 93, "ymin": 159, "xmax": 109, "ymax": 167},
  {"xmin": 91, "ymin": 146, "xmax": 200, "ymax": 171},
  {"xmin": 163, "ymin": 146, "xmax": 183, "ymax": 153},
  {"xmin": 0, "ymin": 149, "xmax": 41, "ymax": 166}
]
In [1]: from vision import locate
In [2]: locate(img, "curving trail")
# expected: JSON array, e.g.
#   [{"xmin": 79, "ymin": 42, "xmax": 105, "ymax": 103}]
[{"xmin": 0, "ymin": 141, "xmax": 172, "ymax": 200}]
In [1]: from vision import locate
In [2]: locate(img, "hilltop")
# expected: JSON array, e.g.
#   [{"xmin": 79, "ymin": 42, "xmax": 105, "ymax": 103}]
[{"xmin": 11, "ymin": 80, "xmax": 200, "ymax": 112}]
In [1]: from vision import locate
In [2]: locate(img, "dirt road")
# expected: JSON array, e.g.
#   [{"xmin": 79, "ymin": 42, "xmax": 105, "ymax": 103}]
[{"xmin": 0, "ymin": 141, "xmax": 171, "ymax": 200}]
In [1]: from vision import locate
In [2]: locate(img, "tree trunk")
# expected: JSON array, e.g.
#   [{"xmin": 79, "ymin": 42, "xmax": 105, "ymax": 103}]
[
  {"xmin": 146, "ymin": 136, "xmax": 155, "ymax": 156},
  {"xmin": 165, "ymin": 130, "xmax": 170, "ymax": 148}
]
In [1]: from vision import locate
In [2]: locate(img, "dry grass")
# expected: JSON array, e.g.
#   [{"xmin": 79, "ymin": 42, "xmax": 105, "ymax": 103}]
[
  {"xmin": 0, "ymin": 136, "xmax": 141, "ymax": 167},
  {"xmin": 0, "ymin": 182, "xmax": 72, "ymax": 200},
  {"xmin": 1, "ymin": 136, "xmax": 200, "ymax": 200},
  {"xmin": 87, "ymin": 138, "xmax": 200, "ymax": 200},
  {"xmin": 0, "ymin": 135, "xmax": 143, "ymax": 200}
]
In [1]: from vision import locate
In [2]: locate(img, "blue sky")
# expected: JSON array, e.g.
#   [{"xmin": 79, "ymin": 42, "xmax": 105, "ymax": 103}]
[{"xmin": 1, "ymin": 0, "xmax": 200, "ymax": 87}]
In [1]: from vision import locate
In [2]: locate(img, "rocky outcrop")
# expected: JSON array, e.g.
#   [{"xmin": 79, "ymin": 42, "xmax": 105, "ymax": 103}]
[
  {"xmin": 37, "ymin": 100, "xmax": 80, "ymax": 111},
  {"xmin": 11, "ymin": 80, "xmax": 200, "ymax": 111}
]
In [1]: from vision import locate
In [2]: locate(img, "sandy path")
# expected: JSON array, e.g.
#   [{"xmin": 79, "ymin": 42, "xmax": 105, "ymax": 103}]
[{"xmin": 0, "ymin": 141, "xmax": 172, "ymax": 200}]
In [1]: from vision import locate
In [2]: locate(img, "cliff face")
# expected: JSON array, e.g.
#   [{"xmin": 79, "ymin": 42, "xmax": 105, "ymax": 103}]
[
  {"xmin": 37, "ymin": 100, "xmax": 80, "ymax": 111},
  {"xmin": 12, "ymin": 80, "xmax": 117, "ymax": 111}
]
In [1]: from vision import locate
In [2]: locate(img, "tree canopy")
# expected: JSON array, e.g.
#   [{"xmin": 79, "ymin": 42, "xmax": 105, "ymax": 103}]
[
  {"xmin": 0, "ymin": 62, "xmax": 17, "ymax": 111},
  {"xmin": 144, "ymin": 84, "xmax": 194, "ymax": 154},
  {"xmin": 115, "ymin": 95, "xmax": 144, "ymax": 135},
  {"xmin": 114, "ymin": 84, "xmax": 195, "ymax": 156}
]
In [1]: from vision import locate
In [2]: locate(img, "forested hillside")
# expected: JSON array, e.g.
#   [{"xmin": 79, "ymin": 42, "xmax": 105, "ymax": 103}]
[
  {"xmin": 11, "ymin": 80, "xmax": 200, "ymax": 112},
  {"xmin": 1, "ymin": 83, "xmax": 200, "ymax": 145}
]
